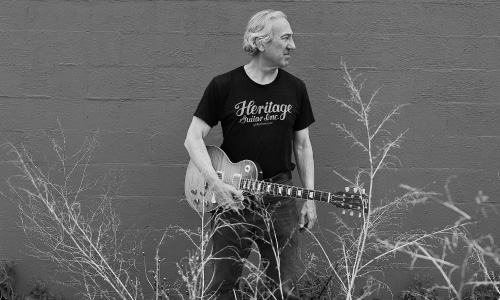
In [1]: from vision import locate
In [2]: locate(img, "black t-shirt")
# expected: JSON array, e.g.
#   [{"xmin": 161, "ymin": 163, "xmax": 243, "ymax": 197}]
[{"xmin": 194, "ymin": 66, "xmax": 315, "ymax": 179}]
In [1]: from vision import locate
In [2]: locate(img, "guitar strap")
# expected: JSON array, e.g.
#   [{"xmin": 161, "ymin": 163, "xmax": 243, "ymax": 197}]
[{"xmin": 263, "ymin": 163, "xmax": 295, "ymax": 184}]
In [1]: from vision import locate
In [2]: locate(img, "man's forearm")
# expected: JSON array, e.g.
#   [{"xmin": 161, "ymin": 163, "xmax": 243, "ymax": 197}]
[
  {"xmin": 294, "ymin": 142, "xmax": 314, "ymax": 190},
  {"xmin": 184, "ymin": 135, "xmax": 220, "ymax": 186}
]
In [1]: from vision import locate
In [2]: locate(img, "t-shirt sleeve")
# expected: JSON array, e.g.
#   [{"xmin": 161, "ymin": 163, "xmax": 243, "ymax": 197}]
[
  {"xmin": 293, "ymin": 83, "xmax": 315, "ymax": 131},
  {"xmin": 194, "ymin": 79, "xmax": 220, "ymax": 127}
]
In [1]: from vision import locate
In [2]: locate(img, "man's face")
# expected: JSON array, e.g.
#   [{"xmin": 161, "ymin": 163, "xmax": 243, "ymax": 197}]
[{"xmin": 261, "ymin": 18, "xmax": 296, "ymax": 68}]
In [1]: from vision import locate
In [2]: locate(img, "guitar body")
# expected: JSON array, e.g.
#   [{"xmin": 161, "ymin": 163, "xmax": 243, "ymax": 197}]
[{"xmin": 184, "ymin": 145, "xmax": 262, "ymax": 213}]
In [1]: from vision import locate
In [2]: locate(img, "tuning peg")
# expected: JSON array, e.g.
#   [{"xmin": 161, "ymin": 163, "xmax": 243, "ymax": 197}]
[
  {"xmin": 342, "ymin": 209, "xmax": 346, "ymax": 214},
  {"xmin": 362, "ymin": 188, "xmax": 366, "ymax": 194},
  {"xmin": 344, "ymin": 187, "xmax": 349, "ymax": 192},
  {"xmin": 353, "ymin": 188, "xmax": 358, "ymax": 193},
  {"xmin": 358, "ymin": 212, "xmax": 362, "ymax": 218},
  {"xmin": 349, "ymin": 210, "xmax": 354, "ymax": 216}
]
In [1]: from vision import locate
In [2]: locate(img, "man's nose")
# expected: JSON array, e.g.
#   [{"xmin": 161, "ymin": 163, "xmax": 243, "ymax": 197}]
[{"xmin": 288, "ymin": 37, "xmax": 296, "ymax": 50}]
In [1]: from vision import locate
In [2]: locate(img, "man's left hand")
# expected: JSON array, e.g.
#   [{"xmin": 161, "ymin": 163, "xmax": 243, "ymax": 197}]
[{"xmin": 299, "ymin": 200, "xmax": 317, "ymax": 231}]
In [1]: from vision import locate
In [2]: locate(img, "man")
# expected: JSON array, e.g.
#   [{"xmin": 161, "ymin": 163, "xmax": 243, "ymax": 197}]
[{"xmin": 184, "ymin": 9, "xmax": 316, "ymax": 300}]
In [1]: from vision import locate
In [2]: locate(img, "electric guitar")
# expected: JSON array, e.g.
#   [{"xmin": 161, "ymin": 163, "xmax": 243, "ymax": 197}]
[{"xmin": 184, "ymin": 145, "xmax": 368, "ymax": 216}]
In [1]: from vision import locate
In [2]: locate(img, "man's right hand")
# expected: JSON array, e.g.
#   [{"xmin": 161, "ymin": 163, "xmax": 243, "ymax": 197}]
[{"xmin": 211, "ymin": 180, "xmax": 244, "ymax": 211}]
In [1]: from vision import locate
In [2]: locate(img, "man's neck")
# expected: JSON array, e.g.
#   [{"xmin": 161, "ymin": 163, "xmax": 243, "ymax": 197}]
[{"xmin": 244, "ymin": 60, "xmax": 279, "ymax": 85}]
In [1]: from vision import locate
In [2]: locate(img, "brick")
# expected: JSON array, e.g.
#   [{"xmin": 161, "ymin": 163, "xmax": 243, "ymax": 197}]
[
  {"xmin": 151, "ymin": 132, "xmax": 190, "ymax": 165},
  {"xmin": 154, "ymin": 66, "xmax": 214, "ymax": 100},
  {"xmin": 401, "ymin": 136, "xmax": 500, "ymax": 170},
  {"xmin": 0, "ymin": 31, "xmax": 33, "ymax": 65},
  {"xmin": 28, "ymin": 31, "xmax": 88, "ymax": 65},
  {"xmin": 147, "ymin": 99, "xmax": 190, "ymax": 132},
  {"xmin": 118, "ymin": 164, "xmax": 186, "ymax": 198},
  {"xmin": 94, "ymin": 131, "xmax": 152, "ymax": 164},
  {"xmin": 0, "ymin": 2, "xmax": 28, "ymax": 30},
  {"xmin": 121, "ymin": 32, "xmax": 156, "ymax": 66},
  {"xmin": 21, "ymin": 64, "xmax": 88, "ymax": 98},
  {"xmin": 444, "ymin": 103, "xmax": 500, "ymax": 137},
  {"xmin": 295, "ymin": 34, "xmax": 500, "ymax": 71},
  {"xmin": 88, "ymin": 31, "xmax": 123, "ymax": 66},
  {"xmin": 88, "ymin": 66, "xmax": 155, "ymax": 99},
  {"xmin": 154, "ymin": 2, "xmax": 250, "ymax": 34},
  {"xmin": 24, "ymin": 1, "xmax": 91, "ymax": 32},
  {"xmin": 315, "ymin": 133, "xmax": 500, "ymax": 171},
  {"xmin": 152, "ymin": 33, "xmax": 245, "ymax": 69},
  {"xmin": 114, "ymin": 195, "xmax": 201, "ymax": 229},
  {"xmin": 90, "ymin": 1, "xmax": 157, "ymax": 34},
  {"xmin": 289, "ymin": 2, "xmax": 500, "ymax": 37},
  {"xmin": 0, "ymin": 98, "xmax": 124, "ymax": 132},
  {"xmin": 0, "ymin": 65, "xmax": 24, "ymax": 97}
]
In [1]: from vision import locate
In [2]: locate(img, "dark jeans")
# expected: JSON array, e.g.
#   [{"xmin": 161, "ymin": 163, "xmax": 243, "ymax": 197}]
[{"xmin": 207, "ymin": 180, "xmax": 299, "ymax": 300}]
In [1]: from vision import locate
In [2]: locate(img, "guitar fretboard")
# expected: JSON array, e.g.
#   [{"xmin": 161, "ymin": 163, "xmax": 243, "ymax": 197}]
[{"xmin": 238, "ymin": 178, "xmax": 355, "ymax": 207}]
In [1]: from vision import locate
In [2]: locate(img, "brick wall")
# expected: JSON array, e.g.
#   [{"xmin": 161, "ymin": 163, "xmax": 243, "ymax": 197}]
[{"xmin": 0, "ymin": 0, "xmax": 499, "ymax": 298}]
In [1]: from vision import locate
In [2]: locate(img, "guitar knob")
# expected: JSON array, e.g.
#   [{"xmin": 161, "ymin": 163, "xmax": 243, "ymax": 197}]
[
  {"xmin": 204, "ymin": 201, "xmax": 209, "ymax": 207},
  {"xmin": 200, "ymin": 191, "xmax": 206, "ymax": 196},
  {"xmin": 191, "ymin": 190, "xmax": 197, "ymax": 195},
  {"xmin": 194, "ymin": 198, "xmax": 199, "ymax": 204}
]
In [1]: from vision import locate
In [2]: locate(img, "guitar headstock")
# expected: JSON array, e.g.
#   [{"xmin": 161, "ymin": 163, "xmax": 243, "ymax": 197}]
[{"xmin": 332, "ymin": 187, "xmax": 369, "ymax": 218}]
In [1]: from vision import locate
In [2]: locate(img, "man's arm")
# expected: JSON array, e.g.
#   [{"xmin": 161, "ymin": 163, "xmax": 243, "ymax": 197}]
[
  {"xmin": 293, "ymin": 127, "xmax": 317, "ymax": 230},
  {"xmin": 184, "ymin": 116, "xmax": 243, "ymax": 208}
]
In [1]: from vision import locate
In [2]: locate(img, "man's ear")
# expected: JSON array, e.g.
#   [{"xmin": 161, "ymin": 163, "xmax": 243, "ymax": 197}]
[{"xmin": 257, "ymin": 40, "xmax": 266, "ymax": 52}]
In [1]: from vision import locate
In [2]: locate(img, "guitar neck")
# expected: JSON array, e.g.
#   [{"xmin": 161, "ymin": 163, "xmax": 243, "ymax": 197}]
[{"xmin": 239, "ymin": 178, "xmax": 338, "ymax": 204}]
